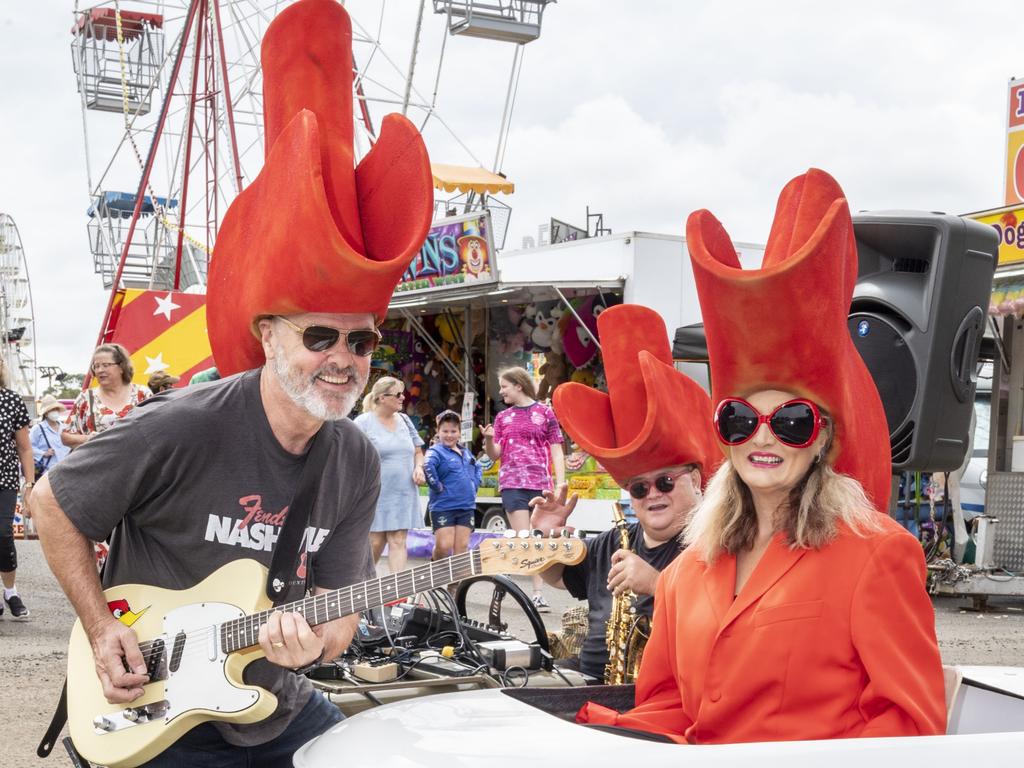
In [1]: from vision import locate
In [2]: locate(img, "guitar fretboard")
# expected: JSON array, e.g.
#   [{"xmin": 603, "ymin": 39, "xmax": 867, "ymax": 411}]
[{"xmin": 219, "ymin": 549, "xmax": 483, "ymax": 653}]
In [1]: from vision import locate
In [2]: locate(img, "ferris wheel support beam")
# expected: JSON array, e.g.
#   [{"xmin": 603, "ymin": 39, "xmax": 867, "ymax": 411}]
[
  {"xmin": 213, "ymin": 0, "xmax": 244, "ymax": 193},
  {"xmin": 92, "ymin": 0, "xmax": 204, "ymax": 359},
  {"xmin": 174, "ymin": 0, "xmax": 208, "ymax": 292}
]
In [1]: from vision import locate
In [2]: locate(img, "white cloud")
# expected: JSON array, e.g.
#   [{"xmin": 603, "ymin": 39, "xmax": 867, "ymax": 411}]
[{"xmin": 2, "ymin": 0, "xmax": 1023, "ymax": 382}]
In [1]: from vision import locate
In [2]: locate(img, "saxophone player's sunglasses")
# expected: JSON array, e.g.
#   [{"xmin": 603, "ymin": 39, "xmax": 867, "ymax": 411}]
[{"xmin": 628, "ymin": 469, "xmax": 692, "ymax": 500}]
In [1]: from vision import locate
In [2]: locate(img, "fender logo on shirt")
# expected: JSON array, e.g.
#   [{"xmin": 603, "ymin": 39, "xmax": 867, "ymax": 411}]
[{"xmin": 203, "ymin": 494, "xmax": 330, "ymax": 553}]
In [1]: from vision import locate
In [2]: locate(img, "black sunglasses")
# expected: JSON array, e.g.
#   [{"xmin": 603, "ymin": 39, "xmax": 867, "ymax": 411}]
[
  {"xmin": 275, "ymin": 316, "xmax": 381, "ymax": 357},
  {"xmin": 628, "ymin": 469, "xmax": 691, "ymax": 500},
  {"xmin": 714, "ymin": 397, "xmax": 826, "ymax": 449}
]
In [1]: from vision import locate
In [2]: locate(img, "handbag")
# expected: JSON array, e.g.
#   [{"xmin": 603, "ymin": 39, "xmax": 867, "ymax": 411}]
[{"xmin": 34, "ymin": 425, "xmax": 55, "ymax": 480}]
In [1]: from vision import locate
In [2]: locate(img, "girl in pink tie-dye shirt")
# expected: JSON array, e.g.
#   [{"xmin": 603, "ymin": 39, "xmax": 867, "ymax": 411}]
[{"xmin": 483, "ymin": 367, "xmax": 565, "ymax": 611}]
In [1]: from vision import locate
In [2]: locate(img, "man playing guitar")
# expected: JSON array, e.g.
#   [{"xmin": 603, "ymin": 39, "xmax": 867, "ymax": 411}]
[{"xmin": 31, "ymin": 1, "xmax": 434, "ymax": 764}]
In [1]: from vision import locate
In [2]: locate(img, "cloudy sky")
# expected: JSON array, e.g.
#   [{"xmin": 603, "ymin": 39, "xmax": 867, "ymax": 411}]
[{"xmin": 0, "ymin": 0, "xmax": 1020, "ymax": 383}]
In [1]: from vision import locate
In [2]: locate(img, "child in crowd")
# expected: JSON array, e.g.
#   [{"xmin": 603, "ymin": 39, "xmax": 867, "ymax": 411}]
[{"xmin": 423, "ymin": 410, "xmax": 482, "ymax": 562}]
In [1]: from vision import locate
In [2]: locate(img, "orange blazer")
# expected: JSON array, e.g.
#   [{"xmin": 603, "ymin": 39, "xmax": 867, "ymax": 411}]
[{"xmin": 578, "ymin": 515, "xmax": 946, "ymax": 743}]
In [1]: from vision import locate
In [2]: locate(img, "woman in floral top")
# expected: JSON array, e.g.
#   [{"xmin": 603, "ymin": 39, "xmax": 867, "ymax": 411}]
[
  {"xmin": 483, "ymin": 366, "xmax": 565, "ymax": 612},
  {"xmin": 63, "ymin": 344, "xmax": 152, "ymax": 447}
]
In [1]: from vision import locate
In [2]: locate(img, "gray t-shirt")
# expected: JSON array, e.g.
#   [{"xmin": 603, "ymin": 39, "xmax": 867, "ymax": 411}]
[{"xmin": 49, "ymin": 368, "xmax": 380, "ymax": 746}]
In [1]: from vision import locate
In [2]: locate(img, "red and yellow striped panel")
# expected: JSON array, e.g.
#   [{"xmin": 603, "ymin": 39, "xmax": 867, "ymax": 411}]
[{"xmin": 107, "ymin": 289, "xmax": 214, "ymax": 386}]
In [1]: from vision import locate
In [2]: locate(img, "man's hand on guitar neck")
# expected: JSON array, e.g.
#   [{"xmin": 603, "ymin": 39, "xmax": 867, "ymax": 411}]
[
  {"xmin": 259, "ymin": 610, "xmax": 326, "ymax": 671},
  {"xmin": 88, "ymin": 616, "xmax": 149, "ymax": 704}
]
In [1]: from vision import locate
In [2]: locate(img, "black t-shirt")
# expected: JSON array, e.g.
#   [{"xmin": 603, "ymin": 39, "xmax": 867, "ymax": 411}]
[
  {"xmin": 561, "ymin": 522, "xmax": 683, "ymax": 680},
  {"xmin": 0, "ymin": 388, "xmax": 30, "ymax": 490},
  {"xmin": 49, "ymin": 369, "xmax": 381, "ymax": 745}
]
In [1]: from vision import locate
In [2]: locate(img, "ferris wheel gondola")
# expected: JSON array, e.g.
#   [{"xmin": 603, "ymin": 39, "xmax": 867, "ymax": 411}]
[{"xmin": 0, "ymin": 213, "xmax": 37, "ymax": 400}]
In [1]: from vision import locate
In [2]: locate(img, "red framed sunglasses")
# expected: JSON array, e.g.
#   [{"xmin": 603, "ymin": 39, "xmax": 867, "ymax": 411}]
[{"xmin": 714, "ymin": 398, "xmax": 827, "ymax": 449}]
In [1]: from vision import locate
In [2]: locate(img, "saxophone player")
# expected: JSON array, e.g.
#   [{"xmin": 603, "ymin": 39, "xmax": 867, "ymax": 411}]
[{"xmin": 529, "ymin": 303, "xmax": 718, "ymax": 682}]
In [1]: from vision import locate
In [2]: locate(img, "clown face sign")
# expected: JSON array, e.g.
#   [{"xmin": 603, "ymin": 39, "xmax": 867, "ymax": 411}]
[{"xmin": 396, "ymin": 212, "xmax": 498, "ymax": 295}]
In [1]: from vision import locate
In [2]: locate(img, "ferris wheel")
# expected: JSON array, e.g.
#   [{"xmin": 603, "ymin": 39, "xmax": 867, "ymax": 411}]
[
  {"xmin": 70, "ymin": 0, "xmax": 553, "ymax": 354},
  {"xmin": 0, "ymin": 214, "xmax": 37, "ymax": 400}
]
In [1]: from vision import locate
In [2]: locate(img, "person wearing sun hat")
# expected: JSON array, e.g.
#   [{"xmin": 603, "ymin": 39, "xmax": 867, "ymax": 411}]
[
  {"xmin": 30, "ymin": 395, "xmax": 71, "ymax": 478},
  {"xmin": 32, "ymin": 0, "xmax": 434, "ymax": 761},
  {"xmin": 529, "ymin": 302, "xmax": 719, "ymax": 682},
  {"xmin": 577, "ymin": 169, "xmax": 945, "ymax": 742}
]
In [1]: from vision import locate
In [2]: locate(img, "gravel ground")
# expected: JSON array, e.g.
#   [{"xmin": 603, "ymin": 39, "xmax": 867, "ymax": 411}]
[{"xmin": 5, "ymin": 539, "xmax": 1024, "ymax": 768}]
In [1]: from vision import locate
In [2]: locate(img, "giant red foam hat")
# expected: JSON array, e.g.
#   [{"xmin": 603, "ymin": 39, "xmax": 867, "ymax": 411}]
[
  {"xmin": 207, "ymin": 0, "xmax": 433, "ymax": 375},
  {"xmin": 552, "ymin": 304, "xmax": 719, "ymax": 486},
  {"xmin": 686, "ymin": 168, "xmax": 891, "ymax": 511}
]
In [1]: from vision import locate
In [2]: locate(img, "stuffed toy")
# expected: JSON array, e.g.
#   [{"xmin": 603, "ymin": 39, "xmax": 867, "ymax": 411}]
[{"xmin": 537, "ymin": 350, "xmax": 567, "ymax": 401}]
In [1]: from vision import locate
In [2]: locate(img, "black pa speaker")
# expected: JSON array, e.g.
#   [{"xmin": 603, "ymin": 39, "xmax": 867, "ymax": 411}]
[{"xmin": 849, "ymin": 212, "xmax": 998, "ymax": 471}]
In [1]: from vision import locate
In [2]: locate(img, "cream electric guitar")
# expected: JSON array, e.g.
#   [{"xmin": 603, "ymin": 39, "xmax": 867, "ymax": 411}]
[{"xmin": 67, "ymin": 534, "xmax": 584, "ymax": 767}]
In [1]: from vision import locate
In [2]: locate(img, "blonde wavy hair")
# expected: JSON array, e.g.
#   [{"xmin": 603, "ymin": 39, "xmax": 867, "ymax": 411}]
[
  {"xmin": 683, "ymin": 434, "xmax": 882, "ymax": 564},
  {"xmin": 361, "ymin": 376, "xmax": 402, "ymax": 414}
]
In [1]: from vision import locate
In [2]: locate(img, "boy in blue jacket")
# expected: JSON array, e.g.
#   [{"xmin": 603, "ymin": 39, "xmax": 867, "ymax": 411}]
[{"xmin": 423, "ymin": 410, "xmax": 483, "ymax": 561}]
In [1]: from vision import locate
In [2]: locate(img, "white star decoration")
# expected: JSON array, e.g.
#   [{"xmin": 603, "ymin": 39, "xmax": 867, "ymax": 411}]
[
  {"xmin": 153, "ymin": 292, "xmax": 181, "ymax": 321},
  {"xmin": 145, "ymin": 353, "xmax": 170, "ymax": 375}
]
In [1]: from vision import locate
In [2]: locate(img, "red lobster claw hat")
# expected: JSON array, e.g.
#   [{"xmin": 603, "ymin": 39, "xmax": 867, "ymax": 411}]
[
  {"xmin": 686, "ymin": 168, "xmax": 891, "ymax": 512},
  {"xmin": 552, "ymin": 304, "xmax": 719, "ymax": 487},
  {"xmin": 208, "ymin": 0, "xmax": 433, "ymax": 375}
]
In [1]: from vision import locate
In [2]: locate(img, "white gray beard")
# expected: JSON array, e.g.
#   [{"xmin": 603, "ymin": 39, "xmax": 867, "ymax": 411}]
[{"xmin": 271, "ymin": 341, "xmax": 365, "ymax": 421}]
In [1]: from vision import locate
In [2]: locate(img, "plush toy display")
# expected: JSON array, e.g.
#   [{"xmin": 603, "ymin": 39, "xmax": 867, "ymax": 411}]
[
  {"xmin": 207, "ymin": 0, "xmax": 433, "ymax": 375},
  {"xmin": 686, "ymin": 168, "xmax": 891, "ymax": 511}
]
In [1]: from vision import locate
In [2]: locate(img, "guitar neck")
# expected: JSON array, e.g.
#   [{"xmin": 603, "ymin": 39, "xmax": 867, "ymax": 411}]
[{"xmin": 220, "ymin": 549, "xmax": 482, "ymax": 653}]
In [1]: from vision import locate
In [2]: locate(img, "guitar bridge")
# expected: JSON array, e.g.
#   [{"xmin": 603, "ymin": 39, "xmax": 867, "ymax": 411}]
[{"xmin": 93, "ymin": 700, "xmax": 170, "ymax": 734}]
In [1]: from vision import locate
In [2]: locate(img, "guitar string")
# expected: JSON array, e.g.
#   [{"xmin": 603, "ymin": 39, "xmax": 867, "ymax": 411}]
[
  {"xmin": 131, "ymin": 550, "xmax": 481, "ymax": 657},
  {"xmin": 137, "ymin": 556, "xmax": 488, "ymax": 667},
  {"xmin": 130, "ymin": 549, "xmax": 498, "ymax": 664},
  {"xmin": 131, "ymin": 541, "xmax": 575, "ymax": 667}
]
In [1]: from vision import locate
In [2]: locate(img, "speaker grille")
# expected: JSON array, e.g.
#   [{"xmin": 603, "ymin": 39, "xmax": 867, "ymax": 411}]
[
  {"xmin": 893, "ymin": 257, "xmax": 930, "ymax": 274},
  {"xmin": 848, "ymin": 313, "xmax": 917, "ymax": 434},
  {"xmin": 890, "ymin": 420, "xmax": 915, "ymax": 465}
]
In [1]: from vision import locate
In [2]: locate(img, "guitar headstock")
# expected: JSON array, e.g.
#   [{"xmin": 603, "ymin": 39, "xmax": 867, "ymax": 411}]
[{"xmin": 478, "ymin": 532, "xmax": 586, "ymax": 575}]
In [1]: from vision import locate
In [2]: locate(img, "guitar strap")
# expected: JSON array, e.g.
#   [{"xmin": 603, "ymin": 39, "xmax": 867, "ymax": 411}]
[
  {"xmin": 37, "ymin": 425, "xmax": 334, "ymax": 758},
  {"xmin": 266, "ymin": 424, "xmax": 332, "ymax": 605},
  {"xmin": 37, "ymin": 680, "xmax": 70, "ymax": 759}
]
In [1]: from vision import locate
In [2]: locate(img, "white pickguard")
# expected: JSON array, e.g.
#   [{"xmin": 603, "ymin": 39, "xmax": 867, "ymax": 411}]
[{"xmin": 162, "ymin": 601, "xmax": 259, "ymax": 722}]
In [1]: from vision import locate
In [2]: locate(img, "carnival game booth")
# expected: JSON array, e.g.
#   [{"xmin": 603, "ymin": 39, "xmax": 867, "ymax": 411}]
[
  {"xmin": 380, "ymin": 217, "xmax": 765, "ymax": 535},
  {"xmin": 380, "ymin": 211, "xmax": 624, "ymax": 535}
]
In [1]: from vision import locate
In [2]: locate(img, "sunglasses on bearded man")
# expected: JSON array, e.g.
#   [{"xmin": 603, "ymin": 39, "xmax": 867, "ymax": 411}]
[
  {"xmin": 275, "ymin": 316, "xmax": 382, "ymax": 357},
  {"xmin": 714, "ymin": 397, "xmax": 827, "ymax": 449}
]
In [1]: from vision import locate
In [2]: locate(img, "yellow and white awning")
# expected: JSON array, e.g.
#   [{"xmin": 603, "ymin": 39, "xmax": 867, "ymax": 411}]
[{"xmin": 431, "ymin": 163, "xmax": 514, "ymax": 195}]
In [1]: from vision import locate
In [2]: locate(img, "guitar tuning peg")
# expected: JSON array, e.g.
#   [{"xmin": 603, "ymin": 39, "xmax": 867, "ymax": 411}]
[
  {"xmin": 559, "ymin": 528, "xmax": 570, "ymax": 538},
  {"xmin": 517, "ymin": 530, "xmax": 530, "ymax": 539},
  {"xmin": 503, "ymin": 530, "xmax": 517, "ymax": 539},
  {"xmin": 531, "ymin": 529, "xmax": 543, "ymax": 538}
]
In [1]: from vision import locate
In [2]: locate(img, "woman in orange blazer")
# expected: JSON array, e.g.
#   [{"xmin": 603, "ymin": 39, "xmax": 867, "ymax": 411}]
[{"xmin": 578, "ymin": 169, "xmax": 947, "ymax": 743}]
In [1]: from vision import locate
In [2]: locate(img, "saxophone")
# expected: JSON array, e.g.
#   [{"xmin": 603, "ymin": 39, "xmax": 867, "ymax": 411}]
[{"xmin": 604, "ymin": 504, "xmax": 651, "ymax": 685}]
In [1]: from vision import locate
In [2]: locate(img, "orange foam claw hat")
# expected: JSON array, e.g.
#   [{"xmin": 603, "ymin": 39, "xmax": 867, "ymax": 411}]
[
  {"xmin": 207, "ymin": 0, "xmax": 433, "ymax": 376},
  {"xmin": 686, "ymin": 168, "xmax": 891, "ymax": 512},
  {"xmin": 552, "ymin": 304, "xmax": 719, "ymax": 487}
]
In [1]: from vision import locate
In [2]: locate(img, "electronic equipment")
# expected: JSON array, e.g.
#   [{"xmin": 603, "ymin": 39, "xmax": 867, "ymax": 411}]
[
  {"xmin": 850, "ymin": 212, "xmax": 998, "ymax": 471},
  {"xmin": 477, "ymin": 640, "xmax": 544, "ymax": 671}
]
